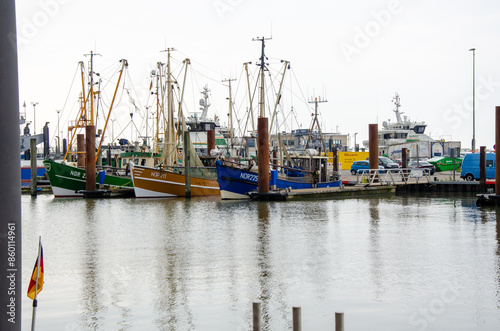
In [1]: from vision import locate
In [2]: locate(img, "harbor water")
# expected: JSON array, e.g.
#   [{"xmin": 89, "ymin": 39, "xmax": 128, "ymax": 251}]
[{"xmin": 21, "ymin": 194, "xmax": 500, "ymax": 330}]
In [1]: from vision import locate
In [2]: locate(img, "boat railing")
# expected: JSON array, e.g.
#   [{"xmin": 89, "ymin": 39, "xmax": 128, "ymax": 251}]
[
  {"xmin": 165, "ymin": 165, "xmax": 218, "ymax": 180},
  {"xmin": 220, "ymin": 158, "xmax": 325, "ymax": 182},
  {"xmin": 355, "ymin": 168, "xmax": 433, "ymax": 186}
]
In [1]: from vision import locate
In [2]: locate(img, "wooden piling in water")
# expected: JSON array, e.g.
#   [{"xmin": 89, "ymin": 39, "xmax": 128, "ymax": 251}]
[
  {"xmin": 77, "ymin": 133, "xmax": 85, "ymax": 168},
  {"xmin": 402, "ymin": 148, "xmax": 408, "ymax": 168},
  {"xmin": 332, "ymin": 149, "xmax": 338, "ymax": 172},
  {"xmin": 207, "ymin": 129, "xmax": 215, "ymax": 156},
  {"xmin": 253, "ymin": 302, "xmax": 261, "ymax": 331},
  {"xmin": 85, "ymin": 125, "xmax": 96, "ymax": 192},
  {"xmin": 292, "ymin": 307, "xmax": 301, "ymax": 331},
  {"xmin": 258, "ymin": 117, "xmax": 269, "ymax": 193},
  {"xmin": 184, "ymin": 131, "xmax": 191, "ymax": 198},
  {"xmin": 369, "ymin": 124, "xmax": 378, "ymax": 182},
  {"xmin": 496, "ymin": 106, "xmax": 500, "ymax": 195},
  {"xmin": 480, "ymin": 146, "xmax": 486, "ymax": 190},
  {"xmin": 272, "ymin": 150, "xmax": 278, "ymax": 170},
  {"xmin": 335, "ymin": 312, "xmax": 344, "ymax": 331},
  {"xmin": 30, "ymin": 138, "xmax": 37, "ymax": 196}
]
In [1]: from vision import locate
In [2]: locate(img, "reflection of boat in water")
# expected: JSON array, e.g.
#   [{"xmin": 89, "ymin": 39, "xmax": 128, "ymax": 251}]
[{"xmin": 363, "ymin": 93, "xmax": 460, "ymax": 159}]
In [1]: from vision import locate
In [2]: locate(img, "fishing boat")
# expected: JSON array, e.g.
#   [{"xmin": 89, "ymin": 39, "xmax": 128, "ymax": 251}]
[
  {"xmin": 215, "ymin": 38, "xmax": 341, "ymax": 199},
  {"xmin": 129, "ymin": 50, "xmax": 220, "ymax": 198},
  {"xmin": 43, "ymin": 158, "xmax": 133, "ymax": 197},
  {"xmin": 43, "ymin": 53, "xmax": 139, "ymax": 197}
]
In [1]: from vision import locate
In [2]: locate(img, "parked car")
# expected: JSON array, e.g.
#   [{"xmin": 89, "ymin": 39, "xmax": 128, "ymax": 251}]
[
  {"xmin": 427, "ymin": 156, "xmax": 462, "ymax": 172},
  {"xmin": 407, "ymin": 160, "xmax": 436, "ymax": 175},
  {"xmin": 460, "ymin": 153, "xmax": 495, "ymax": 181},
  {"xmin": 350, "ymin": 160, "xmax": 385, "ymax": 175},
  {"xmin": 366, "ymin": 156, "xmax": 400, "ymax": 170}
]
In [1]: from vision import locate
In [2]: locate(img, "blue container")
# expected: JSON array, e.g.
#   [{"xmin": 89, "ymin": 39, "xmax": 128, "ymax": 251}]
[{"xmin": 98, "ymin": 171, "xmax": 105, "ymax": 185}]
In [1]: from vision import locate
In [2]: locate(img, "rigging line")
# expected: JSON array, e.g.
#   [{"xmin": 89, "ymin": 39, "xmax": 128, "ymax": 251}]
[
  {"xmin": 231, "ymin": 68, "xmax": 246, "ymax": 137},
  {"xmin": 188, "ymin": 69, "xmax": 197, "ymax": 118},
  {"xmin": 60, "ymin": 62, "xmax": 81, "ymax": 115},
  {"xmin": 124, "ymin": 70, "xmax": 145, "ymax": 111},
  {"xmin": 189, "ymin": 65, "xmax": 225, "ymax": 86},
  {"xmin": 177, "ymin": 50, "xmax": 224, "ymax": 77},
  {"xmin": 290, "ymin": 68, "xmax": 312, "ymax": 111}
]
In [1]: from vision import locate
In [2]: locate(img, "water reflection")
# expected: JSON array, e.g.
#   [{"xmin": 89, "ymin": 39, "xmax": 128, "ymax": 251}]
[
  {"xmin": 153, "ymin": 199, "xmax": 193, "ymax": 330},
  {"xmin": 497, "ymin": 209, "xmax": 500, "ymax": 310},
  {"xmin": 368, "ymin": 198, "xmax": 384, "ymax": 301},
  {"xmin": 256, "ymin": 202, "xmax": 272, "ymax": 330},
  {"xmin": 21, "ymin": 195, "xmax": 500, "ymax": 330},
  {"xmin": 80, "ymin": 200, "xmax": 106, "ymax": 329}
]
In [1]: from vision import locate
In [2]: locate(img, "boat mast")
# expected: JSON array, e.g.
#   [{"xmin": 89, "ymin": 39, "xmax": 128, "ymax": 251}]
[
  {"xmin": 392, "ymin": 92, "xmax": 403, "ymax": 124},
  {"xmin": 305, "ymin": 97, "xmax": 327, "ymax": 152},
  {"xmin": 162, "ymin": 48, "xmax": 176, "ymax": 167},
  {"xmin": 96, "ymin": 59, "xmax": 128, "ymax": 158},
  {"xmin": 243, "ymin": 62, "xmax": 255, "ymax": 133},
  {"xmin": 223, "ymin": 78, "xmax": 236, "ymax": 152},
  {"xmin": 85, "ymin": 51, "xmax": 101, "ymax": 126},
  {"xmin": 269, "ymin": 60, "xmax": 289, "ymax": 135},
  {"xmin": 253, "ymin": 36, "xmax": 271, "ymax": 118}
]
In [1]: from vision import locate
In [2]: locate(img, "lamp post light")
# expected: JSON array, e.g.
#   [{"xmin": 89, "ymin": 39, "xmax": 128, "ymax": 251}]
[
  {"xmin": 469, "ymin": 48, "xmax": 475, "ymax": 153},
  {"xmin": 56, "ymin": 110, "xmax": 61, "ymax": 155},
  {"xmin": 31, "ymin": 102, "xmax": 39, "ymax": 134}
]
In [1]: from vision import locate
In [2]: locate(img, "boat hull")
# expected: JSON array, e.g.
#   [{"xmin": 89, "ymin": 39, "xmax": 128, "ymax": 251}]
[
  {"xmin": 130, "ymin": 163, "xmax": 220, "ymax": 198},
  {"xmin": 43, "ymin": 159, "xmax": 133, "ymax": 198},
  {"xmin": 21, "ymin": 160, "xmax": 46, "ymax": 187},
  {"xmin": 216, "ymin": 160, "xmax": 341, "ymax": 199}
]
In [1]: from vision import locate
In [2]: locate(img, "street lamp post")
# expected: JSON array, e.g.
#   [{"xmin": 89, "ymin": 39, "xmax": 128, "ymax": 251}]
[
  {"xmin": 469, "ymin": 48, "xmax": 475, "ymax": 153},
  {"xmin": 56, "ymin": 110, "xmax": 61, "ymax": 155},
  {"xmin": 31, "ymin": 102, "xmax": 39, "ymax": 134}
]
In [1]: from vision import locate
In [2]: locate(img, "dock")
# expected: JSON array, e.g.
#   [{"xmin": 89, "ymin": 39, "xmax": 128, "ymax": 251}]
[{"xmin": 248, "ymin": 185, "xmax": 396, "ymax": 201}]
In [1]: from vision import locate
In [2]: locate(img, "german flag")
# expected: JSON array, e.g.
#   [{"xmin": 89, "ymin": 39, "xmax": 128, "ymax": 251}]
[{"xmin": 27, "ymin": 244, "xmax": 44, "ymax": 300}]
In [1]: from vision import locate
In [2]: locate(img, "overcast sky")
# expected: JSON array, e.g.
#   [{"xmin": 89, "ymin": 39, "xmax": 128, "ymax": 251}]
[{"xmin": 15, "ymin": 0, "xmax": 500, "ymax": 151}]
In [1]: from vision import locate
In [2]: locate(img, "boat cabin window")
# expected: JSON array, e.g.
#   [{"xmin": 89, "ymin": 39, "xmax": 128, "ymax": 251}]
[{"xmin": 413, "ymin": 125, "xmax": 426, "ymax": 134}]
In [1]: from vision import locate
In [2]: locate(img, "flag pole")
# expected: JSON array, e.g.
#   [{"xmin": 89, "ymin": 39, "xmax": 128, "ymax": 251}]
[{"xmin": 30, "ymin": 237, "xmax": 42, "ymax": 331}]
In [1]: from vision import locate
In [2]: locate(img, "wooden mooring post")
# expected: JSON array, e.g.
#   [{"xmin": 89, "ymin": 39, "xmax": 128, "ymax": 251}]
[
  {"xmin": 30, "ymin": 138, "xmax": 37, "ymax": 196},
  {"xmin": 251, "ymin": 302, "xmax": 346, "ymax": 329},
  {"xmin": 335, "ymin": 312, "xmax": 345, "ymax": 331},
  {"xmin": 292, "ymin": 306, "xmax": 301, "ymax": 331},
  {"xmin": 253, "ymin": 302, "xmax": 261, "ymax": 331},
  {"xmin": 184, "ymin": 130, "xmax": 191, "ymax": 198}
]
